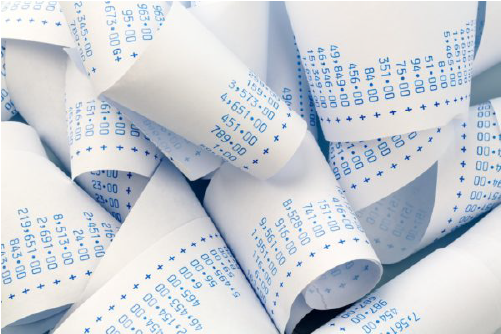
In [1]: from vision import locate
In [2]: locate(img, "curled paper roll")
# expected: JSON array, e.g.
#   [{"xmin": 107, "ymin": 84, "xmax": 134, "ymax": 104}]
[
  {"xmin": 345, "ymin": 100, "xmax": 500, "ymax": 264},
  {"xmin": 53, "ymin": 158, "xmax": 209, "ymax": 327},
  {"xmin": 115, "ymin": 107, "xmax": 224, "ymax": 181},
  {"xmin": 65, "ymin": 57, "xmax": 162, "ymax": 222},
  {"xmin": 204, "ymin": 133, "xmax": 382, "ymax": 333},
  {"xmin": 62, "ymin": 2, "xmax": 307, "ymax": 179},
  {"xmin": 62, "ymin": 1, "xmax": 224, "ymax": 180},
  {"xmin": 286, "ymin": 2, "xmax": 477, "ymax": 142},
  {"xmin": 328, "ymin": 124, "xmax": 455, "ymax": 211},
  {"xmin": 52, "ymin": 161, "xmax": 278, "ymax": 333},
  {"xmin": 53, "ymin": 218, "xmax": 279, "ymax": 334},
  {"xmin": 314, "ymin": 204, "xmax": 501, "ymax": 334},
  {"xmin": 66, "ymin": 58, "xmax": 161, "ymax": 180},
  {"xmin": 1, "ymin": 122, "xmax": 121, "ymax": 329}
]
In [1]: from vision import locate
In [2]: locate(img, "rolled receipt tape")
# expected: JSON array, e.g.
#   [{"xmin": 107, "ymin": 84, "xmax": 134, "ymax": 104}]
[
  {"xmin": 1, "ymin": 122, "xmax": 121, "ymax": 328},
  {"xmin": 61, "ymin": 2, "xmax": 307, "ymax": 179},
  {"xmin": 286, "ymin": 2, "xmax": 477, "ymax": 142},
  {"xmin": 205, "ymin": 132, "xmax": 383, "ymax": 333},
  {"xmin": 314, "ymin": 204, "xmax": 501, "ymax": 334}
]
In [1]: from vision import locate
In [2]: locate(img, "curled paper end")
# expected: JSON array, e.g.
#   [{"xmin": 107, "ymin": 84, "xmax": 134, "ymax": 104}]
[
  {"xmin": 205, "ymin": 133, "xmax": 383, "ymax": 332},
  {"xmin": 302, "ymin": 259, "xmax": 382, "ymax": 310}
]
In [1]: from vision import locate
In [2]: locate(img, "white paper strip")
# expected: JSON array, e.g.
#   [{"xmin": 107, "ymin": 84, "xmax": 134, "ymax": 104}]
[
  {"xmin": 59, "ymin": 1, "xmax": 169, "ymax": 94},
  {"xmin": 314, "ymin": 205, "xmax": 501, "ymax": 334},
  {"xmin": 66, "ymin": 58, "xmax": 161, "ymax": 180},
  {"xmin": 61, "ymin": 1, "xmax": 224, "ymax": 180},
  {"xmin": 53, "ymin": 218, "xmax": 279, "ymax": 334},
  {"xmin": 119, "ymin": 108, "xmax": 223, "ymax": 181},
  {"xmin": 62, "ymin": 2, "xmax": 307, "ymax": 179},
  {"xmin": 1, "ymin": 122, "xmax": 121, "ymax": 328},
  {"xmin": 53, "ymin": 158, "xmax": 210, "ymax": 329},
  {"xmin": 65, "ymin": 57, "xmax": 162, "ymax": 221},
  {"xmin": 329, "ymin": 124, "xmax": 454, "ymax": 211},
  {"xmin": 286, "ymin": 2, "xmax": 477, "ymax": 142},
  {"xmin": 356, "ymin": 100, "xmax": 501, "ymax": 263},
  {"xmin": 205, "ymin": 132, "xmax": 382, "ymax": 333}
]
